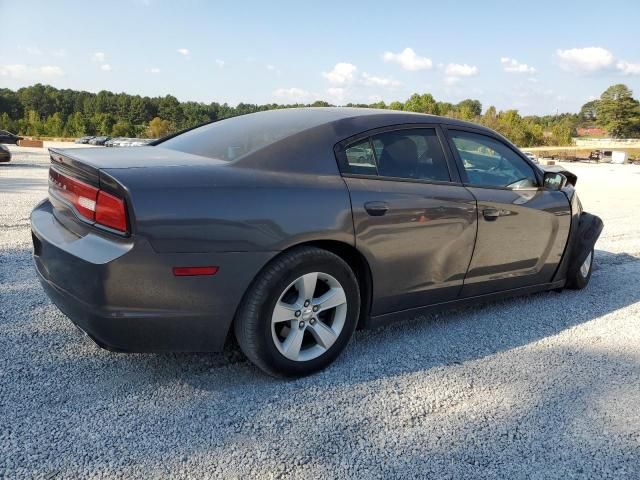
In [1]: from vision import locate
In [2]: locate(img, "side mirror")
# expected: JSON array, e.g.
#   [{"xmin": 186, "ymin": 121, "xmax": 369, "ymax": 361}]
[{"xmin": 543, "ymin": 172, "xmax": 567, "ymax": 190}]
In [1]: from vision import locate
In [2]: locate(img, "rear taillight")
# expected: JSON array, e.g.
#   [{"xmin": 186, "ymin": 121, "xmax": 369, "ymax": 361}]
[
  {"xmin": 49, "ymin": 169, "xmax": 128, "ymax": 234},
  {"xmin": 95, "ymin": 190, "xmax": 127, "ymax": 232},
  {"xmin": 49, "ymin": 168, "xmax": 98, "ymax": 222}
]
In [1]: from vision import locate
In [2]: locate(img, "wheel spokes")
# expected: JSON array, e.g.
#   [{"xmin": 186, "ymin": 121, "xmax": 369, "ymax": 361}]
[
  {"xmin": 272, "ymin": 301, "xmax": 299, "ymax": 324},
  {"xmin": 281, "ymin": 325, "xmax": 305, "ymax": 360},
  {"xmin": 313, "ymin": 287, "xmax": 346, "ymax": 313},
  {"xmin": 295, "ymin": 272, "xmax": 318, "ymax": 302},
  {"xmin": 307, "ymin": 321, "xmax": 338, "ymax": 349},
  {"xmin": 271, "ymin": 271, "xmax": 348, "ymax": 362}
]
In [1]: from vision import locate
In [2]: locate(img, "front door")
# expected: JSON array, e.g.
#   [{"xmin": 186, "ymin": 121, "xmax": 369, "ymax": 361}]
[
  {"xmin": 337, "ymin": 126, "xmax": 478, "ymax": 315},
  {"xmin": 445, "ymin": 128, "xmax": 571, "ymax": 297}
]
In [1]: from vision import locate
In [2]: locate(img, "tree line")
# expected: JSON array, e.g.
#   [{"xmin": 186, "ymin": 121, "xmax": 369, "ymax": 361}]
[{"xmin": 1, "ymin": 83, "xmax": 638, "ymax": 146}]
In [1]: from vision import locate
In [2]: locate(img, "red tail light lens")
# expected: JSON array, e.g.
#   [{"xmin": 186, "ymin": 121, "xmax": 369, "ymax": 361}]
[
  {"xmin": 49, "ymin": 168, "xmax": 128, "ymax": 234},
  {"xmin": 49, "ymin": 169, "xmax": 98, "ymax": 222},
  {"xmin": 95, "ymin": 190, "xmax": 127, "ymax": 232}
]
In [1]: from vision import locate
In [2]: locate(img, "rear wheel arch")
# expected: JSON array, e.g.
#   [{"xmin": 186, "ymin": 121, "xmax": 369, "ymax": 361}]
[
  {"xmin": 299, "ymin": 240, "xmax": 373, "ymax": 328},
  {"xmin": 231, "ymin": 240, "xmax": 373, "ymax": 338}
]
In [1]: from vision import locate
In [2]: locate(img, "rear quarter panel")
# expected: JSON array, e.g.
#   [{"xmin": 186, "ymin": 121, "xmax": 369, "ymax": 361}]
[{"xmin": 104, "ymin": 164, "xmax": 354, "ymax": 253}]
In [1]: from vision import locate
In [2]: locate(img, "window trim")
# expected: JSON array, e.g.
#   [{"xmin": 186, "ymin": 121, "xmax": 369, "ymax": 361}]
[
  {"xmin": 334, "ymin": 123, "xmax": 462, "ymax": 185},
  {"xmin": 443, "ymin": 126, "xmax": 543, "ymax": 191}
]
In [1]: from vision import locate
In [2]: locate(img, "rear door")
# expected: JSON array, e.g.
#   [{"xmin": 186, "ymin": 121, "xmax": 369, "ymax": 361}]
[
  {"xmin": 336, "ymin": 125, "xmax": 477, "ymax": 316},
  {"xmin": 444, "ymin": 128, "xmax": 571, "ymax": 297}
]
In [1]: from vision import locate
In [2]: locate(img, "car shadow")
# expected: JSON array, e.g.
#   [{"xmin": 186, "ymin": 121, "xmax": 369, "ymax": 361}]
[{"xmin": 2, "ymin": 246, "xmax": 639, "ymax": 476}]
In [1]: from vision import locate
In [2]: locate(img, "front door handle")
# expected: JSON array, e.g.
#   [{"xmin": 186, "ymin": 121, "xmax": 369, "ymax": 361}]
[
  {"xmin": 482, "ymin": 208, "xmax": 500, "ymax": 221},
  {"xmin": 365, "ymin": 201, "xmax": 389, "ymax": 216}
]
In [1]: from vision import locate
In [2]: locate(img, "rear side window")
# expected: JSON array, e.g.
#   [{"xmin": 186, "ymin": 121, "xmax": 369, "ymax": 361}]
[
  {"xmin": 344, "ymin": 139, "xmax": 377, "ymax": 175},
  {"xmin": 158, "ymin": 109, "xmax": 335, "ymax": 161},
  {"xmin": 341, "ymin": 128, "xmax": 451, "ymax": 182}
]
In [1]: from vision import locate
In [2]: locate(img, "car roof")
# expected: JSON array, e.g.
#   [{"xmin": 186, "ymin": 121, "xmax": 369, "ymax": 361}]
[
  {"xmin": 239, "ymin": 107, "xmax": 493, "ymax": 132},
  {"xmin": 222, "ymin": 108, "xmax": 503, "ymax": 175}
]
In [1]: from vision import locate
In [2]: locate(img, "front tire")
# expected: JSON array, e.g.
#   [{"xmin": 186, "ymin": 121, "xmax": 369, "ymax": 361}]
[
  {"xmin": 567, "ymin": 247, "xmax": 594, "ymax": 290},
  {"xmin": 234, "ymin": 247, "xmax": 360, "ymax": 378}
]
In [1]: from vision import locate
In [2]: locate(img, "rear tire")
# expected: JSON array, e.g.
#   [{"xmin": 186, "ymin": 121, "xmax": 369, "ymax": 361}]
[
  {"xmin": 234, "ymin": 247, "xmax": 360, "ymax": 378},
  {"xmin": 566, "ymin": 247, "xmax": 594, "ymax": 290}
]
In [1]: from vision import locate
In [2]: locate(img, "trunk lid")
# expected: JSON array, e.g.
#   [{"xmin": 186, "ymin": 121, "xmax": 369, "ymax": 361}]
[{"xmin": 50, "ymin": 145, "xmax": 227, "ymax": 172}]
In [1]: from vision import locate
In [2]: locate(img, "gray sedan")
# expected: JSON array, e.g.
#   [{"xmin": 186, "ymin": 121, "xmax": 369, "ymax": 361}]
[{"xmin": 31, "ymin": 108, "xmax": 602, "ymax": 377}]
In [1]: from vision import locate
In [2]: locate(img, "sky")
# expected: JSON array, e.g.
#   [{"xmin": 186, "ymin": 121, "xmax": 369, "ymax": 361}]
[{"xmin": 1, "ymin": 0, "xmax": 639, "ymax": 115}]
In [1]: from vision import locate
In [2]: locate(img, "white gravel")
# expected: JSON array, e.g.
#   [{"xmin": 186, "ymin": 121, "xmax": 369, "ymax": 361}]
[{"xmin": 1, "ymin": 147, "xmax": 639, "ymax": 479}]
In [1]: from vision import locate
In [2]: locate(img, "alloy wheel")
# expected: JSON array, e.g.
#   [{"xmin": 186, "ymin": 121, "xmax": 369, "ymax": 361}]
[{"xmin": 271, "ymin": 272, "xmax": 347, "ymax": 362}]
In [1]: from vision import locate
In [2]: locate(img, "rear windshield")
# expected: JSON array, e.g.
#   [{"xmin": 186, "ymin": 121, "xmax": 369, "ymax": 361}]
[{"xmin": 158, "ymin": 109, "xmax": 333, "ymax": 161}]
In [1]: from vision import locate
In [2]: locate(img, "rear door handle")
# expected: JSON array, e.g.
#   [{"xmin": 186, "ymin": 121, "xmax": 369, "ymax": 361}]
[
  {"xmin": 482, "ymin": 208, "xmax": 500, "ymax": 221},
  {"xmin": 365, "ymin": 201, "xmax": 389, "ymax": 216}
]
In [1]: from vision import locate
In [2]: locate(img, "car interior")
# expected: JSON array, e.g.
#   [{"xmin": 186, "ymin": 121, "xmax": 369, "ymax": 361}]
[{"xmin": 344, "ymin": 129, "xmax": 450, "ymax": 182}]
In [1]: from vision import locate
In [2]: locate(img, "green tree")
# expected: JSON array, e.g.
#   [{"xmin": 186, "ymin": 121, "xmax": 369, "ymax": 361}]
[
  {"xmin": 146, "ymin": 117, "xmax": 172, "ymax": 138},
  {"xmin": 596, "ymin": 84, "xmax": 640, "ymax": 137},
  {"xmin": 111, "ymin": 120, "xmax": 134, "ymax": 137},
  {"xmin": 22, "ymin": 110, "xmax": 44, "ymax": 136},
  {"xmin": 403, "ymin": 93, "xmax": 439, "ymax": 114},
  {"xmin": 578, "ymin": 100, "xmax": 599, "ymax": 123},
  {"xmin": 157, "ymin": 95, "xmax": 183, "ymax": 128},
  {"xmin": 43, "ymin": 112, "xmax": 64, "ymax": 137},
  {"xmin": 65, "ymin": 112, "xmax": 88, "ymax": 137},
  {"xmin": 0, "ymin": 112, "xmax": 16, "ymax": 132},
  {"xmin": 456, "ymin": 99, "xmax": 482, "ymax": 120}
]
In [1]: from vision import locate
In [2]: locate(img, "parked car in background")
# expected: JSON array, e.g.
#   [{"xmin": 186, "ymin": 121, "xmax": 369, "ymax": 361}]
[
  {"xmin": 104, "ymin": 137, "xmax": 125, "ymax": 147},
  {"xmin": 0, "ymin": 130, "xmax": 22, "ymax": 145},
  {"xmin": 32, "ymin": 108, "xmax": 603, "ymax": 378},
  {"xmin": 75, "ymin": 136, "xmax": 95, "ymax": 144},
  {"xmin": 0, "ymin": 144, "xmax": 11, "ymax": 162},
  {"xmin": 129, "ymin": 138, "xmax": 155, "ymax": 146},
  {"xmin": 88, "ymin": 136, "xmax": 111, "ymax": 146},
  {"xmin": 522, "ymin": 151, "xmax": 539, "ymax": 164}
]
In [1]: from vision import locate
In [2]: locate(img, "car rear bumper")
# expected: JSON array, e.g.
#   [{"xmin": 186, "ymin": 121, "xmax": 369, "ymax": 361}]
[{"xmin": 31, "ymin": 199, "xmax": 275, "ymax": 352}]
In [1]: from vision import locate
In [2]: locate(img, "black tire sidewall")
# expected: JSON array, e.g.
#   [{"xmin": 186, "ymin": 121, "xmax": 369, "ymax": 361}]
[
  {"xmin": 571, "ymin": 247, "xmax": 594, "ymax": 289},
  {"xmin": 239, "ymin": 249, "xmax": 360, "ymax": 377}
]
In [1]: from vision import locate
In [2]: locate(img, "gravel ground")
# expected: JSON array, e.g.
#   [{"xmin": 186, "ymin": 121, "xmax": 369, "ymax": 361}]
[{"xmin": 1, "ymin": 147, "xmax": 639, "ymax": 479}]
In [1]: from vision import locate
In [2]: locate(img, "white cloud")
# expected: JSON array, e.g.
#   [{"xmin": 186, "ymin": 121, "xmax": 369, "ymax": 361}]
[
  {"xmin": 383, "ymin": 47, "xmax": 432, "ymax": 71},
  {"xmin": 326, "ymin": 87, "xmax": 346, "ymax": 103},
  {"xmin": 92, "ymin": 52, "xmax": 106, "ymax": 63},
  {"xmin": 215, "ymin": 59, "xmax": 225, "ymax": 68},
  {"xmin": 266, "ymin": 64, "xmax": 276, "ymax": 71},
  {"xmin": 444, "ymin": 63, "xmax": 478, "ymax": 77},
  {"xmin": 25, "ymin": 46, "xmax": 42, "ymax": 56},
  {"xmin": 556, "ymin": 47, "xmax": 614, "ymax": 72},
  {"xmin": 442, "ymin": 63, "xmax": 478, "ymax": 85},
  {"xmin": 1, "ymin": 64, "xmax": 64, "ymax": 78},
  {"xmin": 500, "ymin": 57, "xmax": 536, "ymax": 74},
  {"xmin": 177, "ymin": 48, "xmax": 190, "ymax": 58},
  {"xmin": 39, "ymin": 65, "xmax": 64, "ymax": 76},
  {"xmin": 52, "ymin": 49, "xmax": 67, "ymax": 58},
  {"xmin": 273, "ymin": 87, "xmax": 311, "ymax": 102},
  {"xmin": 0, "ymin": 64, "xmax": 28, "ymax": 77},
  {"xmin": 361, "ymin": 72, "xmax": 400, "ymax": 87},
  {"xmin": 147, "ymin": 67, "xmax": 161, "ymax": 74},
  {"xmin": 322, "ymin": 62, "xmax": 357, "ymax": 85},
  {"xmin": 100, "ymin": 64, "xmax": 112, "ymax": 72},
  {"xmin": 616, "ymin": 60, "xmax": 640, "ymax": 75}
]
